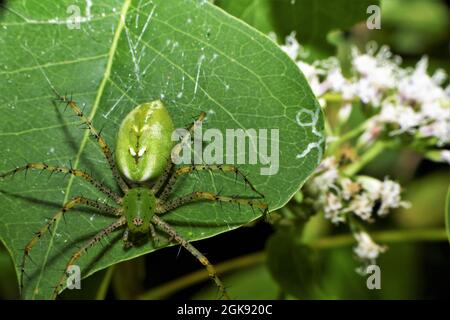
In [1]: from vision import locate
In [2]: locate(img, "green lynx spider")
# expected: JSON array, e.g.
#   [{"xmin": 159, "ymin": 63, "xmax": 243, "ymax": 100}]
[{"xmin": 0, "ymin": 93, "xmax": 268, "ymax": 300}]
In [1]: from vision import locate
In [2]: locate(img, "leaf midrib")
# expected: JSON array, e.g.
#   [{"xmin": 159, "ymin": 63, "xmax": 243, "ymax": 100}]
[{"xmin": 30, "ymin": 0, "xmax": 132, "ymax": 299}]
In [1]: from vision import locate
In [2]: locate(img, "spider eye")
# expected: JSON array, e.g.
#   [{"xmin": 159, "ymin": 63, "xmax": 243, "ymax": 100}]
[{"xmin": 132, "ymin": 218, "xmax": 144, "ymax": 226}]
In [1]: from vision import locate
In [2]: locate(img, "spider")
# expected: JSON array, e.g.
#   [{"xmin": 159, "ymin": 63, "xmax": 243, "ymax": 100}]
[{"xmin": 0, "ymin": 93, "xmax": 268, "ymax": 300}]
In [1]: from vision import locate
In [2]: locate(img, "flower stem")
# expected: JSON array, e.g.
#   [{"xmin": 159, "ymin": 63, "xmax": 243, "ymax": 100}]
[
  {"xmin": 137, "ymin": 251, "xmax": 265, "ymax": 300},
  {"xmin": 136, "ymin": 228, "xmax": 447, "ymax": 300},
  {"xmin": 335, "ymin": 120, "xmax": 369, "ymax": 145},
  {"xmin": 95, "ymin": 265, "xmax": 115, "ymax": 300},
  {"xmin": 343, "ymin": 140, "xmax": 386, "ymax": 175}
]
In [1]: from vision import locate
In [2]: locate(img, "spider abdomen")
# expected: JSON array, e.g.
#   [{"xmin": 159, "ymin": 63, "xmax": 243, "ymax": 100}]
[
  {"xmin": 123, "ymin": 187, "xmax": 156, "ymax": 234},
  {"xmin": 115, "ymin": 101, "xmax": 174, "ymax": 182}
]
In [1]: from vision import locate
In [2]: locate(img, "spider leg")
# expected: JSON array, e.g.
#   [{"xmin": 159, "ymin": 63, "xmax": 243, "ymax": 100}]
[
  {"xmin": 54, "ymin": 92, "xmax": 129, "ymax": 193},
  {"xmin": 122, "ymin": 229, "xmax": 133, "ymax": 249},
  {"xmin": 151, "ymin": 215, "xmax": 229, "ymax": 300},
  {"xmin": 0, "ymin": 163, "xmax": 122, "ymax": 204},
  {"xmin": 152, "ymin": 111, "xmax": 206, "ymax": 194},
  {"xmin": 20, "ymin": 196, "xmax": 122, "ymax": 296},
  {"xmin": 159, "ymin": 164, "xmax": 265, "ymax": 201},
  {"xmin": 156, "ymin": 191, "xmax": 268, "ymax": 215},
  {"xmin": 149, "ymin": 223, "xmax": 161, "ymax": 248},
  {"xmin": 52, "ymin": 217, "xmax": 127, "ymax": 299}
]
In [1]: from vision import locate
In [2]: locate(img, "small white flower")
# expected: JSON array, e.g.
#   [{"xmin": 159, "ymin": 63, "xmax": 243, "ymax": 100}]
[
  {"xmin": 337, "ymin": 103, "xmax": 353, "ymax": 124},
  {"xmin": 357, "ymin": 176, "xmax": 382, "ymax": 195},
  {"xmin": 420, "ymin": 102, "xmax": 450, "ymax": 121},
  {"xmin": 315, "ymin": 156, "xmax": 338, "ymax": 172},
  {"xmin": 348, "ymin": 194, "xmax": 374, "ymax": 221},
  {"xmin": 353, "ymin": 54, "xmax": 378, "ymax": 76},
  {"xmin": 378, "ymin": 104, "xmax": 423, "ymax": 135},
  {"xmin": 296, "ymin": 61, "xmax": 325, "ymax": 96},
  {"xmin": 354, "ymin": 231, "xmax": 387, "ymax": 261},
  {"xmin": 324, "ymin": 193, "xmax": 345, "ymax": 224},
  {"xmin": 324, "ymin": 68, "xmax": 347, "ymax": 92},
  {"xmin": 370, "ymin": 66, "xmax": 396, "ymax": 90},
  {"xmin": 432, "ymin": 69, "xmax": 447, "ymax": 86},
  {"xmin": 398, "ymin": 57, "xmax": 447, "ymax": 105},
  {"xmin": 377, "ymin": 179, "xmax": 409, "ymax": 216},
  {"xmin": 358, "ymin": 120, "xmax": 382, "ymax": 146},
  {"xmin": 280, "ymin": 32, "xmax": 300, "ymax": 61},
  {"xmin": 354, "ymin": 78, "xmax": 382, "ymax": 106},
  {"xmin": 341, "ymin": 82, "xmax": 357, "ymax": 101},
  {"xmin": 440, "ymin": 150, "xmax": 450, "ymax": 164},
  {"xmin": 310, "ymin": 168, "xmax": 339, "ymax": 193},
  {"xmin": 419, "ymin": 118, "xmax": 450, "ymax": 146},
  {"xmin": 340, "ymin": 178, "xmax": 361, "ymax": 201}
]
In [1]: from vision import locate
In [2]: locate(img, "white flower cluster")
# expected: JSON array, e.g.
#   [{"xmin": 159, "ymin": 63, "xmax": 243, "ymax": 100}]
[
  {"xmin": 305, "ymin": 157, "xmax": 409, "ymax": 225},
  {"xmin": 303, "ymin": 157, "xmax": 409, "ymax": 261},
  {"xmin": 280, "ymin": 34, "xmax": 447, "ymax": 263},
  {"xmin": 281, "ymin": 34, "xmax": 450, "ymax": 161}
]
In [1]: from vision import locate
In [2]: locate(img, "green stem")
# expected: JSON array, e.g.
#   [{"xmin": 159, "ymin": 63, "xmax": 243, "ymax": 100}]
[
  {"xmin": 322, "ymin": 92, "xmax": 344, "ymax": 103},
  {"xmin": 321, "ymin": 92, "xmax": 359, "ymax": 142},
  {"xmin": 324, "ymin": 117, "xmax": 334, "ymax": 138},
  {"xmin": 334, "ymin": 120, "xmax": 369, "ymax": 146},
  {"xmin": 136, "ymin": 228, "xmax": 447, "ymax": 300},
  {"xmin": 313, "ymin": 228, "xmax": 447, "ymax": 248},
  {"xmin": 343, "ymin": 140, "xmax": 386, "ymax": 176},
  {"xmin": 327, "ymin": 118, "xmax": 371, "ymax": 155},
  {"xmin": 95, "ymin": 265, "xmax": 115, "ymax": 300},
  {"xmin": 322, "ymin": 92, "xmax": 357, "ymax": 105},
  {"xmin": 137, "ymin": 251, "xmax": 265, "ymax": 300}
]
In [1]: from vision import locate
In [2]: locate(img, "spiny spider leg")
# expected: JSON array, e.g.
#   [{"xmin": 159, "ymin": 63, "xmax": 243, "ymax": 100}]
[
  {"xmin": 52, "ymin": 217, "xmax": 126, "ymax": 299},
  {"xmin": 152, "ymin": 111, "xmax": 207, "ymax": 194},
  {"xmin": 21, "ymin": 196, "xmax": 122, "ymax": 295},
  {"xmin": 159, "ymin": 164, "xmax": 265, "ymax": 201},
  {"xmin": 0, "ymin": 163, "xmax": 122, "ymax": 204},
  {"xmin": 156, "ymin": 191, "xmax": 268, "ymax": 215},
  {"xmin": 54, "ymin": 92, "xmax": 129, "ymax": 193},
  {"xmin": 151, "ymin": 215, "xmax": 230, "ymax": 300},
  {"xmin": 149, "ymin": 224, "xmax": 161, "ymax": 248},
  {"xmin": 122, "ymin": 229, "xmax": 132, "ymax": 249},
  {"xmin": 122, "ymin": 225, "xmax": 160, "ymax": 249}
]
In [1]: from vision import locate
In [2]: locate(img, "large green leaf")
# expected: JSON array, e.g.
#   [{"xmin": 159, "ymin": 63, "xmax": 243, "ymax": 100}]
[
  {"xmin": 0, "ymin": 0, "xmax": 323, "ymax": 299},
  {"xmin": 216, "ymin": 0, "xmax": 379, "ymax": 56}
]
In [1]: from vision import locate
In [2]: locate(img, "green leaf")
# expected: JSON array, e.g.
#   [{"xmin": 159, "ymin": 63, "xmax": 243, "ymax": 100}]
[
  {"xmin": 216, "ymin": 0, "xmax": 379, "ymax": 55},
  {"xmin": 0, "ymin": 0, "xmax": 323, "ymax": 299},
  {"xmin": 446, "ymin": 186, "xmax": 450, "ymax": 244}
]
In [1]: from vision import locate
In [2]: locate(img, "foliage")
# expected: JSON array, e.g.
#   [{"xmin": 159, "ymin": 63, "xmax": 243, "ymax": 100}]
[
  {"xmin": 0, "ymin": 0, "xmax": 449, "ymax": 300},
  {"xmin": 0, "ymin": 0, "xmax": 322, "ymax": 299}
]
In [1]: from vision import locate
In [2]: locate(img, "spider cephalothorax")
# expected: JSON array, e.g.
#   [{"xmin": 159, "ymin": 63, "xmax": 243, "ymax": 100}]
[
  {"xmin": 123, "ymin": 187, "xmax": 156, "ymax": 234},
  {"xmin": 0, "ymin": 93, "xmax": 268, "ymax": 300}
]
